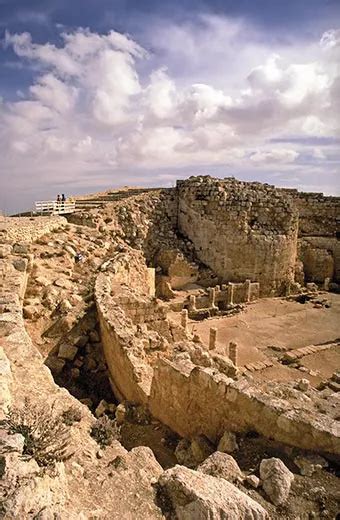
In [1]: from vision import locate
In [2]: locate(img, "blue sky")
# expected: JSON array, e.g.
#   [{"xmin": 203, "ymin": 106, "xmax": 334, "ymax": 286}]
[{"xmin": 0, "ymin": 0, "xmax": 340, "ymax": 213}]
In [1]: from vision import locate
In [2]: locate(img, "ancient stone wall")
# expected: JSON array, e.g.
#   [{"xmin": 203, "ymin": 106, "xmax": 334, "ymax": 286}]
[
  {"xmin": 294, "ymin": 192, "xmax": 340, "ymax": 238},
  {"xmin": 95, "ymin": 248, "xmax": 340, "ymax": 455},
  {"xmin": 95, "ymin": 251, "xmax": 153, "ymax": 404},
  {"xmin": 0, "ymin": 216, "xmax": 67, "ymax": 243},
  {"xmin": 177, "ymin": 177, "xmax": 299, "ymax": 296},
  {"xmin": 149, "ymin": 358, "xmax": 340, "ymax": 454},
  {"xmin": 277, "ymin": 189, "xmax": 340, "ymax": 282}
]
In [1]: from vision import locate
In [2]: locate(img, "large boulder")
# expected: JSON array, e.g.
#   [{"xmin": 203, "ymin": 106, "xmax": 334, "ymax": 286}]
[
  {"xmin": 197, "ymin": 452, "xmax": 243, "ymax": 483},
  {"xmin": 158, "ymin": 465, "xmax": 268, "ymax": 519},
  {"xmin": 259, "ymin": 458, "xmax": 294, "ymax": 505}
]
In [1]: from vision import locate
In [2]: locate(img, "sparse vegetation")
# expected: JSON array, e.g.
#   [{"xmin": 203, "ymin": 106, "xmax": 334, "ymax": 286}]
[
  {"xmin": 62, "ymin": 406, "xmax": 82, "ymax": 426},
  {"xmin": 1, "ymin": 399, "xmax": 72, "ymax": 467},
  {"xmin": 90, "ymin": 415, "xmax": 121, "ymax": 448}
]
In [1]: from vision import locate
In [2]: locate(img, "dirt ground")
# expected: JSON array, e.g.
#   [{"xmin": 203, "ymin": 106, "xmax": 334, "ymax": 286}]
[{"xmin": 169, "ymin": 293, "xmax": 340, "ymax": 387}]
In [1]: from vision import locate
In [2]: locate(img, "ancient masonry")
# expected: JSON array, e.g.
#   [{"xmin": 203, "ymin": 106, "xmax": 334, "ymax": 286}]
[{"xmin": 1, "ymin": 175, "xmax": 340, "ymax": 518}]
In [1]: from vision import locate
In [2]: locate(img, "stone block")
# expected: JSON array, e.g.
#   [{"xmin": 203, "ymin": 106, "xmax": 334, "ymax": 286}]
[{"xmin": 58, "ymin": 343, "xmax": 78, "ymax": 361}]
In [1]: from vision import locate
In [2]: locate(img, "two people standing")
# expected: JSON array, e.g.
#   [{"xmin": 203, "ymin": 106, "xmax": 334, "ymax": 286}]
[{"xmin": 56, "ymin": 194, "xmax": 66, "ymax": 205}]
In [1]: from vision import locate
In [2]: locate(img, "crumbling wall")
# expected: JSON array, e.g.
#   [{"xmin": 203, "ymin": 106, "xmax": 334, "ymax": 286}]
[
  {"xmin": 96, "ymin": 276, "xmax": 154, "ymax": 404},
  {"xmin": 294, "ymin": 192, "xmax": 340, "ymax": 238},
  {"xmin": 293, "ymin": 193, "xmax": 340, "ymax": 282},
  {"xmin": 0, "ymin": 216, "xmax": 66, "ymax": 243},
  {"xmin": 149, "ymin": 359, "xmax": 340, "ymax": 454},
  {"xmin": 95, "ymin": 249, "xmax": 340, "ymax": 455},
  {"xmin": 177, "ymin": 177, "xmax": 299, "ymax": 296}
]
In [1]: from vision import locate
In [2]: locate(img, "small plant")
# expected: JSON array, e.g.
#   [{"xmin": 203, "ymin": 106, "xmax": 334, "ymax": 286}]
[
  {"xmin": 62, "ymin": 406, "xmax": 82, "ymax": 426},
  {"xmin": 90, "ymin": 415, "xmax": 121, "ymax": 448},
  {"xmin": 0, "ymin": 399, "xmax": 72, "ymax": 467}
]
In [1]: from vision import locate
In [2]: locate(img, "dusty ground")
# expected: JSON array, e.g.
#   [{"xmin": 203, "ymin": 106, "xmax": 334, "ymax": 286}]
[{"xmin": 169, "ymin": 293, "xmax": 340, "ymax": 387}]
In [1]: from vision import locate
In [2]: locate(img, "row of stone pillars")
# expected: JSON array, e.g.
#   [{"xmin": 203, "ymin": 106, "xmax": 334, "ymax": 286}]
[
  {"xmin": 186, "ymin": 280, "xmax": 252, "ymax": 312},
  {"xmin": 181, "ymin": 309, "xmax": 238, "ymax": 366}
]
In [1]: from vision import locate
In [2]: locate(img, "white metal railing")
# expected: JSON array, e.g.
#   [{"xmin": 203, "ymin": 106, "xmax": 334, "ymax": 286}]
[{"xmin": 35, "ymin": 200, "xmax": 76, "ymax": 215}]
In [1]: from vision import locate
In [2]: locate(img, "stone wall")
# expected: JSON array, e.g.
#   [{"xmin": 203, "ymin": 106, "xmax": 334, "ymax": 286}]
[
  {"xmin": 177, "ymin": 177, "xmax": 299, "ymax": 296},
  {"xmin": 277, "ymin": 189, "xmax": 340, "ymax": 282},
  {"xmin": 294, "ymin": 191, "xmax": 340, "ymax": 238},
  {"xmin": 149, "ymin": 358, "xmax": 340, "ymax": 454},
  {"xmin": 96, "ymin": 273, "xmax": 154, "ymax": 404},
  {"xmin": 95, "ymin": 248, "xmax": 340, "ymax": 455},
  {"xmin": 0, "ymin": 215, "xmax": 67, "ymax": 243}
]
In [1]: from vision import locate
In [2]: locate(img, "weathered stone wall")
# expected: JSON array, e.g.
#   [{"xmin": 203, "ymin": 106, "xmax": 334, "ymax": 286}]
[
  {"xmin": 95, "ymin": 249, "xmax": 340, "ymax": 455},
  {"xmin": 294, "ymin": 192, "xmax": 340, "ymax": 238},
  {"xmin": 177, "ymin": 177, "xmax": 299, "ymax": 296},
  {"xmin": 278, "ymin": 189, "xmax": 340, "ymax": 282},
  {"xmin": 149, "ymin": 358, "xmax": 340, "ymax": 454},
  {"xmin": 0, "ymin": 215, "xmax": 67, "ymax": 243},
  {"xmin": 95, "ymin": 250, "xmax": 159, "ymax": 404}
]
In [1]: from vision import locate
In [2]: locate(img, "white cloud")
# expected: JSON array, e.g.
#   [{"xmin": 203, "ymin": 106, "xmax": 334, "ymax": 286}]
[
  {"xmin": 250, "ymin": 148, "xmax": 299, "ymax": 164},
  {"xmin": 1, "ymin": 23, "xmax": 340, "ymax": 213}
]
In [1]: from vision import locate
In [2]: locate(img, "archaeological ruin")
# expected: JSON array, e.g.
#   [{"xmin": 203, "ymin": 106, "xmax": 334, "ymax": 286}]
[{"xmin": 1, "ymin": 175, "xmax": 340, "ymax": 519}]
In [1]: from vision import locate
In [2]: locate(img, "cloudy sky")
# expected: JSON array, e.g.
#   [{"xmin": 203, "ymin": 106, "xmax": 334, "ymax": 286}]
[{"xmin": 1, "ymin": 0, "xmax": 340, "ymax": 213}]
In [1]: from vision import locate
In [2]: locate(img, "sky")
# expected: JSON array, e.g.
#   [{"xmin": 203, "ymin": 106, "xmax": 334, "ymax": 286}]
[{"xmin": 0, "ymin": 0, "xmax": 340, "ymax": 213}]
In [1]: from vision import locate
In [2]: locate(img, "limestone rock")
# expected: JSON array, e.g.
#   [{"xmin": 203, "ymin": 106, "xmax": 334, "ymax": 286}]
[
  {"xmin": 64, "ymin": 245, "xmax": 77, "ymax": 257},
  {"xmin": 191, "ymin": 435, "xmax": 215, "ymax": 465},
  {"xmin": 0, "ymin": 244, "xmax": 12, "ymax": 258},
  {"xmin": 95, "ymin": 399, "xmax": 116, "ymax": 418},
  {"xmin": 115, "ymin": 403, "xmax": 126, "ymax": 425},
  {"xmin": 12, "ymin": 243, "xmax": 30, "ymax": 254},
  {"xmin": 175, "ymin": 436, "xmax": 214, "ymax": 468},
  {"xmin": 12, "ymin": 258, "xmax": 27, "ymax": 272},
  {"xmin": 157, "ymin": 465, "xmax": 268, "ymax": 519},
  {"xmin": 35, "ymin": 276, "xmax": 51, "ymax": 287},
  {"xmin": 0, "ymin": 430, "xmax": 25, "ymax": 453},
  {"xmin": 23, "ymin": 305, "xmax": 41, "ymax": 320},
  {"xmin": 198, "ymin": 452, "xmax": 243, "ymax": 483},
  {"xmin": 294, "ymin": 455, "xmax": 328, "ymax": 476},
  {"xmin": 60, "ymin": 299, "xmax": 73, "ymax": 312},
  {"xmin": 246, "ymin": 475, "xmax": 260, "ymax": 488},
  {"xmin": 58, "ymin": 343, "xmax": 78, "ymax": 361},
  {"xmin": 217, "ymin": 431, "xmax": 238, "ymax": 454},
  {"xmin": 54, "ymin": 278, "xmax": 73, "ymax": 289},
  {"xmin": 296, "ymin": 379, "xmax": 310, "ymax": 392},
  {"xmin": 260, "ymin": 457, "xmax": 294, "ymax": 505}
]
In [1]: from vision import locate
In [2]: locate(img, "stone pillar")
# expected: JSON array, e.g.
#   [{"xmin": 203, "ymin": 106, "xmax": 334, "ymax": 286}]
[
  {"xmin": 181, "ymin": 309, "xmax": 188, "ymax": 330},
  {"xmin": 245, "ymin": 279, "xmax": 251, "ymax": 302},
  {"xmin": 324, "ymin": 277, "xmax": 330, "ymax": 291},
  {"xmin": 227, "ymin": 283, "xmax": 234, "ymax": 305},
  {"xmin": 209, "ymin": 327, "xmax": 217, "ymax": 350},
  {"xmin": 208, "ymin": 287, "xmax": 216, "ymax": 308},
  {"xmin": 229, "ymin": 341, "xmax": 238, "ymax": 366},
  {"xmin": 188, "ymin": 294, "xmax": 197, "ymax": 311}
]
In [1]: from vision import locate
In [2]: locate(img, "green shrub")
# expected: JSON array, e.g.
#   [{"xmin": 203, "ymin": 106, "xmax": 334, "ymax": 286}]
[
  {"xmin": 1, "ymin": 399, "xmax": 72, "ymax": 467},
  {"xmin": 62, "ymin": 406, "xmax": 82, "ymax": 426},
  {"xmin": 90, "ymin": 416, "xmax": 120, "ymax": 448}
]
